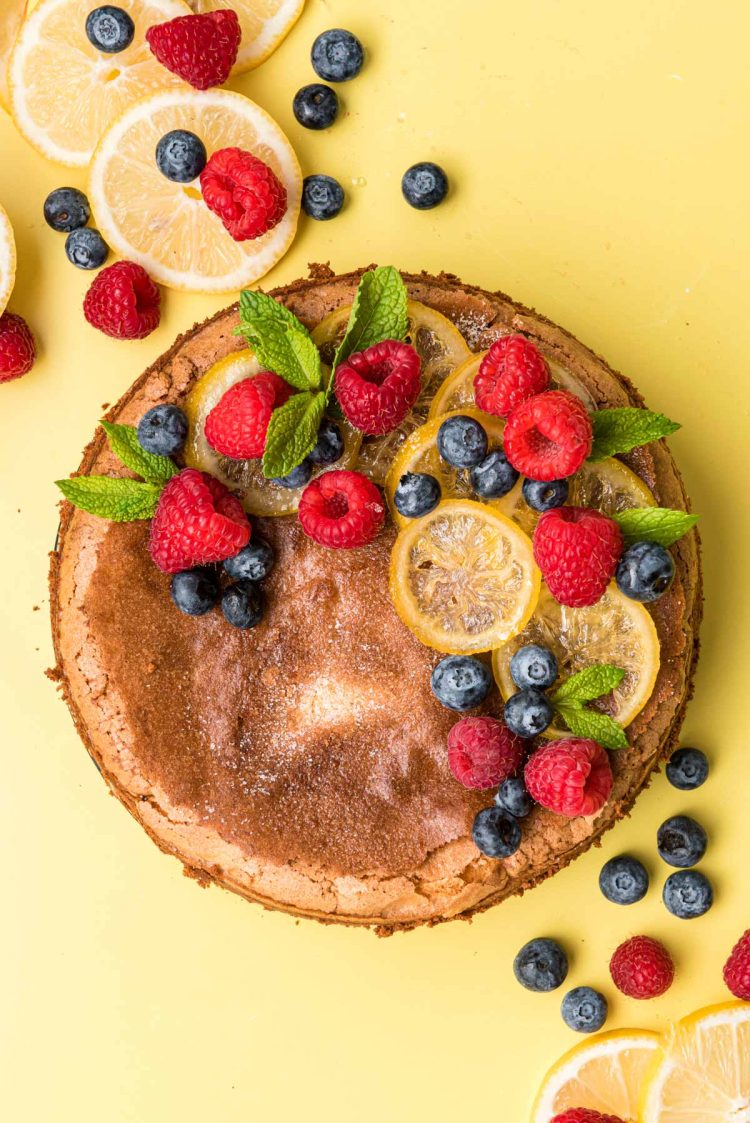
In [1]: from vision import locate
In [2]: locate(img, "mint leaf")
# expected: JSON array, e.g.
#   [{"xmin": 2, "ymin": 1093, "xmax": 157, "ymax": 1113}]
[
  {"xmin": 613, "ymin": 506, "xmax": 698, "ymax": 548},
  {"xmin": 100, "ymin": 421, "xmax": 177, "ymax": 485},
  {"xmin": 589, "ymin": 408, "xmax": 680, "ymax": 460},
  {"xmin": 555, "ymin": 702, "xmax": 629, "ymax": 751},
  {"xmin": 333, "ymin": 266, "xmax": 408, "ymax": 370},
  {"xmin": 237, "ymin": 290, "xmax": 322, "ymax": 391},
  {"xmin": 262, "ymin": 391, "xmax": 326, "ymax": 479},
  {"xmin": 551, "ymin": 665, "xmax": 625, "ymax": 705},
  {"xmin": 56, "ymin": 476, "xmax": 162, "ymax": 521}
]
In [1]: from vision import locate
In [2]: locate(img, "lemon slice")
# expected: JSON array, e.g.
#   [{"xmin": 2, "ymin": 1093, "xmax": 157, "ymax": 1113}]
[
  {"xmin": 183, "ymin": 351, "xmax": 360, "ymax": 516},
  {"xmin": 0, "ymin": 202, "xmax": 16, "ymax": 317},
  {"xmin": 89, "ymin": 87, "xmax": 302, "ymax": 292},
  {"xmin": 642, "ymin": 1002, "xmax": 750, "ymax": 1122},
  {"xmin": 0, "ymin": 0, "xmax": 27, "ymax": 113},
  {"xmin": 187, "ymin": 0, "xmax": 304, "ymax": 73},
  {"xmin": 532, "ymin": 1030, "xmax": 662, "ymax": 1122},
  {"xmin": 390, "ymin": 499, "xmax": 540, "ymax": 654},
  {"xmin": 493, "ymin": 583, "xmax": 660, "ymax": 735},
  {"xmin": 312, "ymin": 299, "xmax": 472, "ymax": 484},
  {"xmin": 9, "ymin": 0, "xmax": 191, "ymax": 167}
]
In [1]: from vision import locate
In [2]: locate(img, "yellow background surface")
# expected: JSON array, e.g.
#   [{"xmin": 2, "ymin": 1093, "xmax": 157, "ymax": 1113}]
[{"xmin": 1, "ymin": 1, "xmax": 748, "ymax": 1119}]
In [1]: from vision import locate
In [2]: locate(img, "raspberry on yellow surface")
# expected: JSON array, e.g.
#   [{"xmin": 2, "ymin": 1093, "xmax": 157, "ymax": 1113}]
[
  {"xmin": 187, "ymin": 0, "xmax": 304, "ymax": 73},
  {"xmin": 0, "ymin": 0, "xmax": 27, "ymax": 113},
  {"xmin": 0, "ymin": 202, "xmax": 17, "ymax": 316},
  {"xmin": 9, "ymin": 0, "xmax": 191, "ymax": 166},
  {"xmin": 89, "ymin": 87, "xmax": 302, "ymax": 291}
]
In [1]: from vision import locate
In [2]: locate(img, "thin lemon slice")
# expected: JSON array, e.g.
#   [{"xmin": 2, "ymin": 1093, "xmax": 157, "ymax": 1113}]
[
  {"xmin": 183, "ymin": 351, "xmax": 360, "ymax": 516},
  {"xmin": 390, "ymin": 499, "xmax": 540, "ymax": 654},
  {"xmin": 312, "ymin": 300, "xmax": 472, "ymax": 484},
  {"xmin": 493, "ymin": 583, "xmax": 660, "ymax": 735},
  {"xmin": 9, "ymin": 0, "xmax": 190, "ymax": 166},
  {"xmin": 187, "ymin": 0, "xmax": 304, "ymax": 73},
  {"xmin": 0, "ymin": 0, "xmax": 27, "ymax": 113},
  {"xmin": 532, "ymin": 1030, "xmax": 662, "ymax": 1122},
  {"xmin": 642, "ymin": 1002, "xmax": 750, "ymax": 1123},
  {"xmin": 0, "ymin": 202, "xmax": 16, "ymax": 316},
  {"xmin": 89, "ymin": 87, "xmax": 302, "ymax": 292}
]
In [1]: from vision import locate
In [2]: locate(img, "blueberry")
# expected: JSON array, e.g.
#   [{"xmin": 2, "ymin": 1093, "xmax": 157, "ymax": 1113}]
[
  {"xmin": 599, "ymin": 855, "xmax": 650, "ymax": 905},
  {"xmin": 221, "ymin": 580, "xmax": 264, "ymax": 629},
  {"xmin": 663, "ymin": 869, "xmax": 713, "ymax": 919},
  {"xmin": 43, "ymin": 187, "xmax": 90, "ymax": 233},
  {"xmin": 431, "ymin": 655, "xmax": 492, "ymax": 712},
  {"xmin": 302, "ymin": 175, "xmax": 345, "ymax": 221},
  {"xmin": 402, "ymin": 162, "xmax": 449, "ymax": 210},
  {"xmin": 495, "ymin": 777, "xmax": 532, "ymax": 819},
  {"xmin": 666, "ymin": 747, "xmax": 709, "ymax": 790},
  {"xmin": 293, "ymin": 84, "xmax": 339, "ymax": 130},
  {"xmin": 504, "ymin": 688, "xmax": 553, "ymax": 738},
  {"xmin": 64, "ymin": 227, "xmax": 109, "ymax": 270},
  {"xmin": 309, "ymin": 419, "xmax": 345, "ymax": 464},
  {"xmin": 223, "ymin": 540, "xmax": 274, "ymax": 582},
  {"xmin": 170, "ymin": 567, "xmax": 220, "ymax": 616},
  {"xmin": 523, "ymin": 477, "xmax": 569, "ymax": 512},
  {"xmin": 616, "ymin": 541, "xmax": 675, "ymax": 603},
  {"xmin": 510, "ymin": 644, "xmax": 558, "ymax": 690},
  {"xmin": 513, "ymin": 938, "xmax": 568, "ymax": 993},
  {"xmin": 271, "ymin": 459, "xmax": 313, "ymax": 489},
  {"xmin": 561, "ymin": 987, "xmax": 608, "ymax": 1033},
  {"xmin": 472, "ymin": 806, "xmax": 522, "ymax": 859},
  {"xmin": 394, "ymin": 472, "xmax": 441, "ymax": 519},
  {"xmin": 470, "ymin": 449, "xmax": 519, "ymax": 499},
  {"xmin": 85, "ymin": 5, "xmax": 135, "ymax": 52},
  {"xmin": 311, "ymin": 28, "xmax": 364, "ymax": 82},
  {"xmin": 436, "ymin": 415, "xmax": 488, "ymax": 468},
  {"xmin": 155, "ymin": 130, "xmax": 207, "ymax": 183},
  {"xmin": 657, "ymin": 815, "xmax": 707, "ymax": 868},
  {"xmin": 137, "ymin": 405, "xmax": 188, "ymax": 457}
]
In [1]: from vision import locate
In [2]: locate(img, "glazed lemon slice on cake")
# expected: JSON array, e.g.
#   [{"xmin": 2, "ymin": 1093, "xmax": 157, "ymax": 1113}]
[
  {"xmin": 89, "ymin": 87, "xmax": 302, "ymax": 291},
  {"xmin": 0, "ymin": 0, "xmax": 27, "ymax": 113},
  {"xmin": 187, "ymin": 0, "xmax": 304, "ymax": 73},
  {"xmin": 0, "ymin": 203, "xmax": 17, "ymax": 317},
  {"xmin": 9, "ymin": 0, "xmax": 190, "ymax": 166},
  {"xmin": 493, "ymin": 583, "xmax": 660, "ymax": 736},
  {"xmin": 390, "ymin": 499, "xmax": 540, "ymax": 655}
]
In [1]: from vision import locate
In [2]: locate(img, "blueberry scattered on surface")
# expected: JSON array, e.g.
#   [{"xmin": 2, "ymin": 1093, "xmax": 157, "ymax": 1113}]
[
  {"xmin": 85, "ymin": 5, "xmax": 135, "ymax": 52},
  {"xmin": 170, "ymin": 567, "xmax": 220, "ymax": 616},
  {"xmin": 431, "ymin": 655, "xmax": 492, "ymax": 712},
  {"xmin": 43, "ymin": 187, "xmax": 90, "ymax": 233},
  {"xmin": 599, "ymin": 855, "xmax": 650, "ymax": 905},
  {"xmin": 495, "ymin": 777, "xmax": 532, "ymax": 819},
  {"xmin": 155, "ymin": 130, "xmax": 207, "ymax": 183},
  {"xmin": 657, "ymin": 815, "xmax": 708, "ymax": 868},
  {"xmin": 223, "ymin": 539, "xmax": 274, "ymax": 583},
  {"xmin": 470, "ymin": 449, "xmax": 519, "ymax": 498},
  {"xmin": 311, "ymin": 28, "xmax": 364, "ymax": 82},
  {"xmin": 514, "ymin": 937, "xmax": 569, "ymax": 992},
  {"xmin": 309, "ymin": 419, "xmax": 345, "ymax": 464},
  {"xmin": 504, "ymin": 687, "xmax": 553, "ymax": 738},
  {"xmin": 666, "ymin": 747, "xmax": 709, "ymax": 790},
  {"xmin": 271, "ymin": 459, "xmax": 313, "ymax": 489},
  {"xmin": 394, "ymin": 471, "xmax": 441, "ymax": 519},
  {"xmin": 523, "ymin": 477, "xmax": 569, "ymax": 512},
  {"xmin": 472, "ymin": 806, "xmax": 522, "ymax": 859},
  {"xmin": 510, "ymin": 644, "xmax": 558, "ymax": 690},
  {"xmin": 65, "ymin": 227, "xmax": 109, "ymax": 270},
  {"xmin": 221, "ymin": 580, "xmax": 264, "ymax": 629},
  {"xmin": 663, "ymin": 869, "xmax": 714, "ymax": 919},
  {"xmin": 137, "ymin": 404, "xmax": 188, "ymax": 457},
  {"xmin": 616, "ymin": 541, "xmax": 675, "ymax": 603},
  {"xmin": 302, "ymin": 175, "xmax": 345, "ymax": 221},
  {"xmin": 561, "ymin": 987, "xmax": 608, "ymax": 1033},
  {"xmin": 401, "ymin": 161, "xmax": 449, "ymax": 210},
  {"xmin": 293, "ymin": 84, "xmax": 339, "ymax": 130},
  {"xmin": 437, "ymin": 414, "xmax": 488, "ymax": 468}
]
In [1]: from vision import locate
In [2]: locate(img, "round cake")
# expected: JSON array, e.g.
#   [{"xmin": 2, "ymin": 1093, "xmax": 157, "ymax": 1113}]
[{"xmin": 49, "ymin": 266, "xmax": 701, "ymax": 932}]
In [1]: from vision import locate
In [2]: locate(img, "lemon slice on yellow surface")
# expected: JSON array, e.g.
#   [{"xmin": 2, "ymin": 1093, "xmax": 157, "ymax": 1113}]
[
  {"xmin": 9, "ymin": 0, "xmax": 191, "ymax": 166},
  {"xmin": 0, "ymin": 202, "xmax": 17, "ymax": 316},
  {"xmin": 493, "ymin": 583, "xmax": 660, "ymax": 735},
  {"xmin": 0, "ymin": 0, "xmax": 27, "ymax": 113},
  {"xmin": 89, "ymin": 87, "xmax": 302, "ymax": 292},
  {"xmin": 641, "ymin": 1002, "xmax": 750, "ymax": 1123},
  {"xmin": 532, "ymin": 1030, "xmax": 662, "ymax": 1123},
  {"xmin": 187, "ymin": 0, "xmax": 304, "ymax": 73},
  {"xmin": 390, "ymin": 499, "xmax": 540, "ymax": 654},
  {"xmin": 312, "ymin": 299, "xmax": 472, "ymax": 484}
]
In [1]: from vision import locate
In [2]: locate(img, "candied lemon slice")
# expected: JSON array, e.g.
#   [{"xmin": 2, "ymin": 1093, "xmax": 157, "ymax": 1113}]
[
  {"xmin": 187, "ymin": 0, "xmax": 304, "ymax": 73},
  {"xmin": 493, "ymin": 583, "xmax": 660, "ymax": 735},
  {"xmin": 390, "ymin": 499, "xmax": 540, "ymax": 654},
  {"xmin": 0, "ymin": 203, "xmax": 16, "ymax": 317},
  {"xmin": 312, "ymin": 299, "xmax": 472, "ymax": 484},
  {"xmin": 0, "ymin": 0, "xmax": 27, "ymax": 113}
]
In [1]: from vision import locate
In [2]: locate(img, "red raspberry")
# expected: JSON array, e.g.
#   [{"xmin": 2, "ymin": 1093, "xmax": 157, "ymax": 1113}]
[
  {"xmin": 200, "ymin": 148, "xmax": 287, "ymax": 242},
  {"xmin": 0, "ymin": 312, "xmax": 36, "ymax": 383},
  {"xmin": 610, "ymin": 935, "xmax": 674, "ymax": 999},
  {"xmin": 533, "ymin": 506, "xmax": 623, "ymax": 607},
  {"xmin": 149, "ymin": 467, "xmax": 250, "ymax": 573},
  {"xmin": 525, "ymin": 739, "xmax": 613, "ymax": 818},
  {"xmin": 205, "ymin": 372, "xmax": 293, "ymax": 459},
  {"xmin": 504, "ymin": 389, "xmax": 592, "ymax": 480},
  {"xmin": 146, "ymin": 10, "xmax": 240, "ymax": 90},
  {"xmin": 447, "ymin": 716, "xmax": 524, "ymax": 790},
  {"xmin": 83, "ymin": 261, "xmax": 161, "ymax": 340},
  {"xmin": 473, "ymin": 334, "xmax": 550, "ymax": 418},
  {"xmin": 298, "ymin": 470, "xmax": 385, "ymax": 549},
  {"xmin": 723, "ymin": 929, "xmax": 750, "ymax": 1000},
  {"xmin": 334, "ymin": 340, "xmax": 421, "ymax": 436},
  {"xmin": 552, "ymin": 1112, "xmax": 625, "ymax": 1123}
]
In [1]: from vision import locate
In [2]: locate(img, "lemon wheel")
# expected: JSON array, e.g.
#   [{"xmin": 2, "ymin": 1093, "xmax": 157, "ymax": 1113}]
[
  {"xmin": 0, "ymin": 0, "xmax": 27, "ymax": 113},
  {"xmin": 0, "ymin": 203, "xmax": 16, "ymax": 317},
  {"xmin": 187, "ymin": 0, "xmax": 304, "ymax": 73}
]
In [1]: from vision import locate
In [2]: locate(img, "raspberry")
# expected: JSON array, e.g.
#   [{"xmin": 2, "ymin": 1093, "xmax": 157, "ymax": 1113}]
[
  {"xmin": 447, "ymin": 716, "xmax": 524, "ymax": 790},
  {"xmin": 146, "ymin": 10, "xmax": 240, "ymax": 90},
  {"xmin": 551, "ymin": 1112, "xmax": 625, "ymax": 1123},
  {"xmin": 525, "ymin": 739, "xmax": 613, "ymax": 818},
  {"xmin": 503, "ymin": 389, "xmax": 592, "ymax": 480},
  {"xmin": 204, "ymin": 372, "xmax": 293, "ymax": 459},
  {"xmin": 149, "ymin": 468, "xmax": 250, "ymax": 573},
  {"xmin": 473, "ymin": 334, "xmax": 549, "ymax": 418},
  {"xmin": 0, "ymin": 312, "xmax": 36, "ymax": 383},
  {"xmin": 83, "ymin": 261, "xmax": 160, "ymax": 340},
  {"xmin": 533, "ymin": 506, "xmax": 623, "ymax": 607},
  {"xmin": 723, "ymin": 929, "xmax": 750, "ymax": 1000},
  {"xmin": 200, "ymin": 148, "xmax": 287, "ymax": 242},
  {"xmin": 610, "ymin": 935, "xmax": 674, "ymax": 999},
  {"xmin": 334, "ymin": 340, "xmax": 421, "ymax": 436},
  {"xmin": 298, "ymin": 470, "xmax": 385, "ymax": 549}
]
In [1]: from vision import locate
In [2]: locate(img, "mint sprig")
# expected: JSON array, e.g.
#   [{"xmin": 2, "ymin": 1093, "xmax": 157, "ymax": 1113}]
[
  {"xmin": 549, "ymin": 663, "xmax": 629, "ymax": 750},
  {"xmin": 554, "ymin": 704, "xmax": 629, "ymax": 751},
  {"xmin": 236, "ymin": 290, "xmax": 322, "ymax": 392},
  {"xmin": 613, "ymin": 506, "xmax": 698, "ymax": 548},
  {"xmin": 589, "ymin": 408, "xmax": 680, "ymax": 460},
  {"xmin": 56, "ymin": 476, "xmax": 162, "ymax": 521},
  {"xmin": 262, "ymin": 391, "xmax": 326, "ymax": 479},
  {"xmin": 550, "ymin": 664, "xmax": 625, "ymax": 705},
  {"xmin": 333, "ymin": 265, "xmax": 409, "ymax": 375},
  {"xmin": 100, "ymin": 421, "xmax": 178, "ymax": 485}
]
